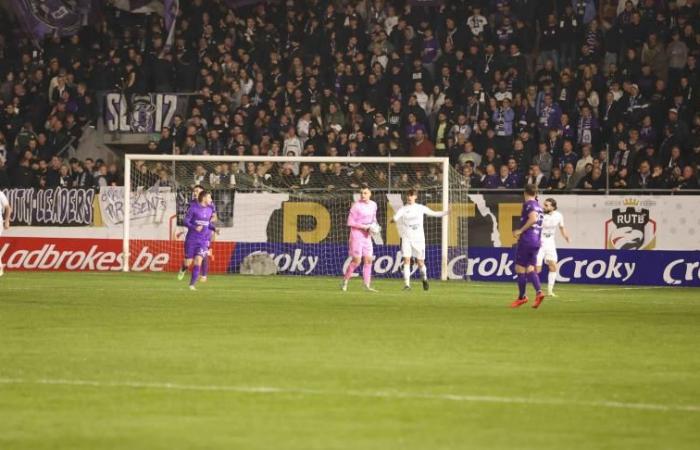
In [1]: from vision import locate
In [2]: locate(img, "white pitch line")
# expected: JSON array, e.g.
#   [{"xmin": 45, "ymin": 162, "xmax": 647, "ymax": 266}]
[
  {"xmin": 0, "ymin": 377, "xmax": 697, "ymax": 413},
  {"xmin": 587, "ymin": 286, "xmax": 673, "ymax": 292}
]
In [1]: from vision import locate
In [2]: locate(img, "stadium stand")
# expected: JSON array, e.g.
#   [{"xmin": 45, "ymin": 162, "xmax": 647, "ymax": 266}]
[{"xmin": 0, "ymin": 0, "xmax": 698, "ymax": 192}]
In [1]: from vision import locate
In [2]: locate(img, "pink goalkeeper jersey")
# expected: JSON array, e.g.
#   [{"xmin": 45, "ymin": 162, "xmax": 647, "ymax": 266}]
[{"xmin": 347, "ymin": 199, "xmax": 378, "ymax": 241}]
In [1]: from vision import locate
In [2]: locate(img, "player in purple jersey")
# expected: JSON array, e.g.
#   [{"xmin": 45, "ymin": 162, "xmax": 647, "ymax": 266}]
[
  {"xmin": 178, "ymin": 185, "xmax": 217, "ymax": 281},
  {"xmin": 183, "ymin": 190, "xmax": 216, "ymax": 290},
  {"xmin": 511, "ymin": 184, "xmax": 546, "ymax": 309}
]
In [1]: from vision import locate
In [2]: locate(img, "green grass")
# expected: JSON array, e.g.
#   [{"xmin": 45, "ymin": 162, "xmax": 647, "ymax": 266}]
[{"xmin": 1, "ymin": 273, "xmax": 699, "ymax": 449}]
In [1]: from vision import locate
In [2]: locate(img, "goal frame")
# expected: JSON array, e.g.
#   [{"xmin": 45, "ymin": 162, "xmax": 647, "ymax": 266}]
[{"xmin": 123, "ymin": 155, "xmax": 451, "ymax": 280}]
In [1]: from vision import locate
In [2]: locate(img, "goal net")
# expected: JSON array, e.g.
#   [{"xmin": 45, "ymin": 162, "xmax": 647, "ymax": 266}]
[{"xmin": 123, "ymin": 156, "xmax": 469, "ymax": 280}]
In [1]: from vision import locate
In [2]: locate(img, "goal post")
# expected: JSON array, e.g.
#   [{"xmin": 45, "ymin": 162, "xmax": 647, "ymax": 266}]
[{"xmin": 122, "ymin": 154, "xmax": 467, "ymax": 280}]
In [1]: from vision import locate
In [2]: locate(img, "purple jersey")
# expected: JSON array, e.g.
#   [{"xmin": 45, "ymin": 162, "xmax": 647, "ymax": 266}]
[
  {"xmin": 184, "ymin": 202, "xmax": 216, "ymax": 243},
  {"xmin": 519, "ymin": 199, "xmax": 544, "ymax": 247},
  {"xmin": 189, "ymin": 198, "xmax": 217, "ymax": 214}
]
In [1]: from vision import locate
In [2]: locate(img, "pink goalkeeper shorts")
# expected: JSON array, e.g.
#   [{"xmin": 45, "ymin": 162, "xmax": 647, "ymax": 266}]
[{"xmin": 348, "ymin": 235, "xmax": 373, "ymax": 258}]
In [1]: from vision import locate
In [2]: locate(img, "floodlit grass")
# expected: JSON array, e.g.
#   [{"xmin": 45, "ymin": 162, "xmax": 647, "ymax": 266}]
[{"xmin": 1, "ymin": 272, "xmax": 699, "ymax": 449}]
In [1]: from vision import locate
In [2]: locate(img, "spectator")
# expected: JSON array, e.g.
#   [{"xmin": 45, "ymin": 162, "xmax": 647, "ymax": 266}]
[
  {"xmin": 156, "ymin": 127, "xmax": 174, "ymax": 154},
  {"xmin": 409, "ymin": 129, "xmax": 434, "ymax": 157},
  {"xmin": 481, "ymin": 164, "xmax": 500, "ymax": 189},
  {"xmin": 562, "ymin": 163, "xmax": 577, "ymax": 190},
  {"xmin": 525, "ymin": 164, "xmax": 547, "ymax": 189},
  {"xmin": 533, "ymin": 141, "xmax": 554, "ymax": 178},
  {"xmin": 546, "ymin": 166, "xmax": 565, "ymax": 191},
  {"xmin": 577, "ymin": 166, "xmax": 606, "ymax": 190},
  {"xmin": 629, "ymin": 160, "xmax": 653, "ymax": 189},
  {"xmin": 558, "ymin": 140, "xmax": 579, "ymax": 170},
  {"xmin": 575, "ymin": 145, "xmax": 595, "ymax": 178},
  {"xmin": 456, "ymin": 141, "xmax": 481, "ymax": 168}
]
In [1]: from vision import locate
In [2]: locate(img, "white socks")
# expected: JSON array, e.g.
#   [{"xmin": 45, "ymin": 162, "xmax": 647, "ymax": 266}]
[
  {"xmin": 548, "ymin": 271, "xmax": 557, "ymax": 294},
  {"xmin": 404, "ymin": 264, "xmax": 428, "ymax": 286}
]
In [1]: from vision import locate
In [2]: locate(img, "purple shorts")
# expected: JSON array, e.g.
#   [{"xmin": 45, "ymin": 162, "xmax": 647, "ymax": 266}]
[
  {"xmin": 184, "ymin": 240, "xmax": 210, "ymax": 259},
  {"xmin": 515, "ymin": 243, "xmax": 539, "ymax": 268}
]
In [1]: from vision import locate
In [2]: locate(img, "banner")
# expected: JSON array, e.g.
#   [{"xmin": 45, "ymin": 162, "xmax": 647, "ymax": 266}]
[
  {"xmin": 99, "ymin": 186, "xmax": 175, "ymax": 228},
  {"xmin": 2, "ymin": 188, "xmax": 95, "ymax": 226},
  {"xmin": 229, "ymin": 243, "xmax": 700, "ymax": 287},
  {"xmin": 103, "ymin": 93, "xmax": 188, "ymax": 133},
  {"xmin": 8, "ymin": 0, "xmax": 92, "ymax": 40},
  {"xmin": 0, "ymin": 237, "xmax": 234, "ymax": 273},
  {"xmin": 228, "ymin": 193, "xmax": 700, "ymax": 251},
  {"xmin": 545, "ymin": 195, "xmax": 699, "ymax": 251}
]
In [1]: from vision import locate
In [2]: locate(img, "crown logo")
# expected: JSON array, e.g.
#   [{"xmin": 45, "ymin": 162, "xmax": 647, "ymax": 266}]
[{"xmin": 623, "ymin": 198, "xmax": 640, "ymax": 207}]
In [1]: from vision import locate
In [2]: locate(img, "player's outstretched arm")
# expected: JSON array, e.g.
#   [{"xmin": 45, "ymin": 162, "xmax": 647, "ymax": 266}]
[{"xmin": 422, "ymin": 205, "xmax": 449, "ymax": 217}]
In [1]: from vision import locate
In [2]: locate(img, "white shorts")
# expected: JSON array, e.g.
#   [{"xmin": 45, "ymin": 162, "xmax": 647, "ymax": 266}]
[
  {"xmin": 536, "ymin": 241, "xmax": 558, "ymax": 266},
  {"xmin": 401, "ymin": 238, "xmax": 426, "ymax": 260}
]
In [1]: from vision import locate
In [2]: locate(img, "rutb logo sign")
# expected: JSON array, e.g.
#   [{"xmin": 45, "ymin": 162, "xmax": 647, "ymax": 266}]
[{"xmin": 605, "ymin": 198, "xmax": 656, "ymax": 250}]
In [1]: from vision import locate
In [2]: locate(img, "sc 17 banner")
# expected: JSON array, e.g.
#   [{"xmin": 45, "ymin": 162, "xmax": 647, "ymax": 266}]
[{"xmin": 104, "ymin": 93, "xmax": 188, "ymax": 133}]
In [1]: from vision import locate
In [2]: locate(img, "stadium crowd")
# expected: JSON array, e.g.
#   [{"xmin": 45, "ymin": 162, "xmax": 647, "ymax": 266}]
[{"xmin": 1, "ymin": 0, "xmax": 700, "ymax": 192}]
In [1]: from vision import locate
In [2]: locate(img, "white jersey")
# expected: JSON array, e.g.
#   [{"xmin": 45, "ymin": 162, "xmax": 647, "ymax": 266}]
[
  {"xmin": 393, "ymin": 203, "xmax": 446, "ymax": 241},
  {"xmin": 541, "ymin": 211, "xmax": 564, "ymax": 245}
]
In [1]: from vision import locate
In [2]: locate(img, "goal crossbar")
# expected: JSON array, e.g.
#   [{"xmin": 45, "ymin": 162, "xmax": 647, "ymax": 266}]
[{"xmin": 123, "ymin": 154, "xmax": 452, "ymax": 280}]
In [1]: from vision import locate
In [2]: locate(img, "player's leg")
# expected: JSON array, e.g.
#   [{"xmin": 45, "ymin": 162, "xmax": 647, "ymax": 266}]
[
  {"xmin": 401, "ymin": 239, "xmax": 412, "ymax": 289},
  {"xmin": 402, "ymin": 256, "xmax": 412, "ymax": 289},
  {"xmin": 535, "ymin": 246, "xmax": 545, "ymax": 275},
  {"xmin": 178, "ymin": 258, "xmax": 192, "ymax": 280},
  {"xmin": 527, "ymin": 265, "xmax": 543, "ymax": 297},
  {"xmin": 546, "ymin": 246, "xmax": 558, "ymax": 296},
  {"xmin": 189, "ymin": 253, "xmax": 204, "ymax": 290},
  {"xmin": 362, "ymin": 240, "xmax": 376, "ymax": 291},
  {"xmin": 511, "ymin": 245, "xmax": 530, "ymax": 307},
  {"xmin": 180, "ymin": 241, "xmax": 195, "ymax": 280},
  {"xmin": 342, "ymin": 238, "xmax": 362, "ymax": 290},
  {"xmin": 526, "ymin": 247, "xmax": 546, "ymax": 309},
  {"xmin": 200, "ymin": 254, "xmax": 210, "ymax": 282},
  {"xmin": 414, "ymin": 242, "xmax": 428, "ymax": 290}
]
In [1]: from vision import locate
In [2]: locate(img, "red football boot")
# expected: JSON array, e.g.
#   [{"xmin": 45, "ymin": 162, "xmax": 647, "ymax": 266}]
[
  {"xmin": 532, "ymin": 292, "xmax": 546, "ymax": 309},
  {"xmin": 510, "ymin": 296, "xmax": 528, "ymax": 308}
]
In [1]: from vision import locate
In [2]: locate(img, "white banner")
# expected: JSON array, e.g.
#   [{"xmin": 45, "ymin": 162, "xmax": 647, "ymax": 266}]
[
  {"xmin": 98, "ymin": 187, "xmax": 176, "ymax": 239},
  {"xmin": 545, "ymin": 196, "xmax": 700, "ymax": 251}
]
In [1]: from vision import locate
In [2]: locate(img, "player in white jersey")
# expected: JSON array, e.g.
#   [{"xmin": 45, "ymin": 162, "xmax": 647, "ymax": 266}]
[
  {"xmin": 0, "ymin": 190, "xmax": 12, "ymax": 276},
  {"xmin": 536, "ymin": 198, "xmax": 571, "ymax": 296},
  {"xmin": 392, "ymin": 189, "xmax": 449, "ymax": 290}
]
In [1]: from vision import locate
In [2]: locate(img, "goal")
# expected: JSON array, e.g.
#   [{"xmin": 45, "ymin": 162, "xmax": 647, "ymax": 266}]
[{"xmin": 123, "ymin": 155, "xmax": 469, "ymax": 280}]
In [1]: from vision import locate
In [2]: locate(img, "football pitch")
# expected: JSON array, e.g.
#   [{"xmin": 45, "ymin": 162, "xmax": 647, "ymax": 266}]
[{"xmin": 1, "ymin": 273, "xmax": 699, "ymax": 449}]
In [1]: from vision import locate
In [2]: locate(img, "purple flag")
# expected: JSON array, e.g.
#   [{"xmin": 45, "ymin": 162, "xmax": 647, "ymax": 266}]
[
  {"xmin": 164, "ymin": 0, "xmax": 178, "ymax": 47},
  {"xmin": 8, "ymin": 0, "xmax": 93, "ymax": 40}
]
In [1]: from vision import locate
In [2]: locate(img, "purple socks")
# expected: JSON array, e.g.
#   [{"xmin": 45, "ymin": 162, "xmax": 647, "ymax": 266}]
[
  {"xmin": 517, "ymin": 273, "xmax": 527, "ymax": 299},
  {"xmin": 201, "ymin": 257, "xmax": 209, "ymax": 277},
  {"xmin": 190, "ymin": 264, "xmax": 200, "ymax": 286},
  {"xmin": 528, "ymin": 271, "xmax": 542, "ymax": 293}
]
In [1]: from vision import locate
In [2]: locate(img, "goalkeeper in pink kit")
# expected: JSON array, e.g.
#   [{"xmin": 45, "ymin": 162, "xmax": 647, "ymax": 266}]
[{"xmin": 342, "ymin": 184, "xmax": 379, "ymax": 292}]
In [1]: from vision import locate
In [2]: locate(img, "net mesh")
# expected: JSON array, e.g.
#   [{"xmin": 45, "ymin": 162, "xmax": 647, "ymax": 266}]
[{"xmin": 126, "ymin": 158, "xmax": 469, "ymax": 279}]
